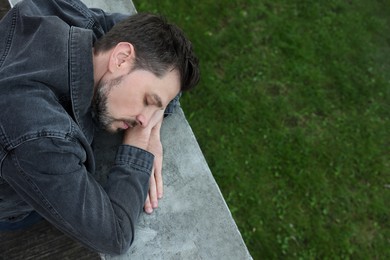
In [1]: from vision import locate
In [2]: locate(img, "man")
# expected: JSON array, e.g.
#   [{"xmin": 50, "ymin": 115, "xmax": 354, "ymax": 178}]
[{"xmin": 0, "ymin": 0, "xmax": 199, "ymax": 255}]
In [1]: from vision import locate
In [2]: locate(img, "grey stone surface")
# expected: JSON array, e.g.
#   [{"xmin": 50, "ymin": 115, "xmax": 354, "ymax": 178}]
[
  {"xmin": 95, "ymin": 106, "xmax": 252, "ymax": 260},
  {"xmin": 7, "ymin": 0, "xmax": 252, "ymax": 259}
]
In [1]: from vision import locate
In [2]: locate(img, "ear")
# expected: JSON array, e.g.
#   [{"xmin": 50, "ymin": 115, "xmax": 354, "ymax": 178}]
[{"xmin": 108, "ymin": 42, "xmax": 135, "ymax": 74}]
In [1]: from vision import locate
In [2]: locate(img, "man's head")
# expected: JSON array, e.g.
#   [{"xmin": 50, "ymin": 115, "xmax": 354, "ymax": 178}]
[
  {"xmin": 92, "ymin": 13, "xmax": 200, "ymax": 132},
  {"xmin": 94, "ymin": 13, "xmax": 199, "ymax": 92}
]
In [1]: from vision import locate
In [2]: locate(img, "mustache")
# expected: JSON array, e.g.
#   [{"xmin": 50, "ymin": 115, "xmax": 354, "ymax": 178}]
[{"xmin": 124, "ymin": 119, "xmax": 138, "ymax": 128}]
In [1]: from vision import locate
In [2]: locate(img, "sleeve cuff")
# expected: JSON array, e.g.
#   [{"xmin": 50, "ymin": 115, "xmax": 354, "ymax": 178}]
[
  {"xmin": 164, "ymin": 92, "xmax": 181, "ymax": 117},
  {"xmin": 115, "ymin": 145, "xmax": 154, "ymax": 173}
]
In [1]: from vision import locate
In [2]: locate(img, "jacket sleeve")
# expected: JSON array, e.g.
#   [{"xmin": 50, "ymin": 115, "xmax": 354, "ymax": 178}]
[
  {"xmin": 164, "ymin": 93, "xmax": 182, "ymax": 117},
  {"xmin": 15, "ymin": 0, "xmax": 132, "ymax": 40},
  {"xmin": 1, "ymin": 136, "xmax": 152, "ymax": 255},
  {"xmin": 89, "ymin": 8, "xmax": 130, "ymax": 33}
]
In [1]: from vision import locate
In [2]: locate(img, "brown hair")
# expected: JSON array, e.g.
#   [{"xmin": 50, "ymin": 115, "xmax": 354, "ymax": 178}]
[{"xmin": 94, "ymin": 13, "xmax": 200, "ymax": 91}]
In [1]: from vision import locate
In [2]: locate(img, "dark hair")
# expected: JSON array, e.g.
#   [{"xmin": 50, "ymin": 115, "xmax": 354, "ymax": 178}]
[{"xmin": 94, "ymin": 13, "xmax": 200, "ymax": 91}]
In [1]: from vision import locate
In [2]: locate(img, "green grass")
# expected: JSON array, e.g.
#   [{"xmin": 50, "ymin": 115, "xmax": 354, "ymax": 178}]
[{"xmin": 137, "ymin": 1, "xmax": 389, "ymax": 259}]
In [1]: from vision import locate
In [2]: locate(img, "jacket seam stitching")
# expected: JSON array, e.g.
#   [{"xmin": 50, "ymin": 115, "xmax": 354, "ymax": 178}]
[
  {"xmin": 0, "ymin": 7, "xmax": 18, "ymax": 68},
  {"xmin": 67, "ymin": 0, "xmax": 95, "ymax": 29}
]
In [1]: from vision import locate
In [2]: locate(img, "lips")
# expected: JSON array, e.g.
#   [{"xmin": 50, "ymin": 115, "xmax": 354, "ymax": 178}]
[{"xmin": 122, "ymin": 121, "xmax": 130, "ymax": 129}]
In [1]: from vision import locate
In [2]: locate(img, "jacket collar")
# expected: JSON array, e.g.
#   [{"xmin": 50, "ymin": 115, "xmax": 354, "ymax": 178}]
[{"xmin": 69, "ymin": 26, "xmax": 95, "ymax": 144}]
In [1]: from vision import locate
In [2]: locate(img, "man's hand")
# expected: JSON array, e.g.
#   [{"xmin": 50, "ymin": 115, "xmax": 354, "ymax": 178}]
[
  {"xmin": 144, "ymin": 124, "xmax": 163, "ymax": 214},
  {"xmin": 122, "ymin": 110, "xmax": 165, "ymax": 214},
  {"xmin": 122, "ymin": 110, "xmax": 164, "ymax": 149}
]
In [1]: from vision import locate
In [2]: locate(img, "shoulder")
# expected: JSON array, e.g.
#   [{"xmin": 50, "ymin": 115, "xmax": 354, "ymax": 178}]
[{"xmin": 0, "ymin": 85, "xmax": 75, "ymax": 150}]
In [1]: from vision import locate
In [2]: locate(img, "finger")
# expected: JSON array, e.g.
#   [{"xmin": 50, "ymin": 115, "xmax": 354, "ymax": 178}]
[
  {"xmin": 144, "ymin": 194, "xmax": 153, "ymax": 214},
  {"xmin": 149, "ymin": 170, "xmax": 158, "ymax": 209},
  {"xmin": 154, "ymin": 158, "xmax": 163, "ymax": 199}
]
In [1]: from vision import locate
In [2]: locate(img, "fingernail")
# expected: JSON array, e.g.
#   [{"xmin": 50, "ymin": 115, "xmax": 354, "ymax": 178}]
[{"xmin": 145, "ymin": 207, "xmax": 153, "ymax": 214}]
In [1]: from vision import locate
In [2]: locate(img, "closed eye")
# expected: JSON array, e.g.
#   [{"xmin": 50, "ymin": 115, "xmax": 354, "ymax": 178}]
[
  {"xmin": 145, "ymin": 94, "xmax": 163, "ymax": 108},
  {"xmin": 151, "ymin": 94, "xmax": 163, "ymax": 108}
]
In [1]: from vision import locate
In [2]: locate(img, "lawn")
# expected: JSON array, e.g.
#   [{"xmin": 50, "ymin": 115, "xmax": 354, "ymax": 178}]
[{"xmin": 137, "ymin": 1, "xmax": 389, "ymax": 259}]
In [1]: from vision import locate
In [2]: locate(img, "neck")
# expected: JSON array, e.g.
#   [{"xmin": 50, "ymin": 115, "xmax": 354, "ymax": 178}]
[{"xmin": 92, "ymin": 48, "xmax": 110, "ymax": 89}]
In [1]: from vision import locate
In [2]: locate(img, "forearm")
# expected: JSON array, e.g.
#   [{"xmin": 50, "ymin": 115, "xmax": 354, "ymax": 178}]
[{"xmin": 2, "ymin": 138, "xmax": 152, "ymax": 255}]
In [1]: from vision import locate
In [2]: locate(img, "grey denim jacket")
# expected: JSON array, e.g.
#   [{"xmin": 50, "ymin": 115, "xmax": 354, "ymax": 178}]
[{"xmin": 0, "ymin": 0, "xmax": 175, "ymax": 254}]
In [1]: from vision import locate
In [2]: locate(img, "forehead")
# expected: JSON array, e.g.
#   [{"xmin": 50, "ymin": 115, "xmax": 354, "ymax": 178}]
[{"xmin": 126, "ymin": 69, "xmax": 180, "ymax": 105}]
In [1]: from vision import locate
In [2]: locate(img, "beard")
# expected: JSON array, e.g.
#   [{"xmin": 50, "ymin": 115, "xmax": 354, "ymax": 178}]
[{"xmin": 92, "ymin": 76, "xmax": 122, "ymax": 133}]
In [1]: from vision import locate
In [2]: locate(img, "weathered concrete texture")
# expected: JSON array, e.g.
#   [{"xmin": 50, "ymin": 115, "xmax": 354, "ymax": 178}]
[
  {"xmin": 95, "ymin": 106, "xmax": 252, "ymax": 260},
  {"xmin": 7, "ymin": 0, "xmax": 252, "ymax": 259},
  {"xmin": 7, "ymin": 0, "xmax": 18, "ymax": 7},
  {"xmin": 80, "ymin": 0, "xmax": 136, "ymax": 14}
]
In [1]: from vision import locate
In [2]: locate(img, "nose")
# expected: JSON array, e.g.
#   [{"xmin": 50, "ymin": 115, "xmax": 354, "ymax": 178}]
[{"xmin": 136, "ymin": 109, "xmax": 153, "ymax": 128}]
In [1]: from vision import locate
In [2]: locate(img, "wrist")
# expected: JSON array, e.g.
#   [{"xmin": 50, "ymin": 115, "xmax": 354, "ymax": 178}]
[{"xmin": 123, "ymin": 127, "xmax": 152, "ymax": 150}]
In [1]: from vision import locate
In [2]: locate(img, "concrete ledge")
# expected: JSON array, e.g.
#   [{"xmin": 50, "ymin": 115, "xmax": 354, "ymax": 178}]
[
  {"xmin": 94, "ymin": 105, "xmax": 252, "ymax": 259},
  {"xmin": 4, "ymin": 0, "xmax": 252, "ymax": 259}
]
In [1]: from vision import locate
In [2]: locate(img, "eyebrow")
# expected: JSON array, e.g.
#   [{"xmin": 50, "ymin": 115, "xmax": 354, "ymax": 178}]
[{"xmin": 151, "ymin": 93, "xmax": 163, "ymax": 108}]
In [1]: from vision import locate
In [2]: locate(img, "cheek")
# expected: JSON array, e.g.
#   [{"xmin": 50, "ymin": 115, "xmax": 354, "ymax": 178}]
[{"xmin": 107, "ymin": 90, "xmax": 141, "ymax": 117}]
